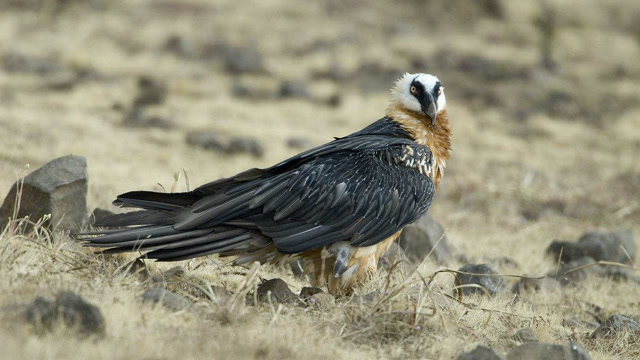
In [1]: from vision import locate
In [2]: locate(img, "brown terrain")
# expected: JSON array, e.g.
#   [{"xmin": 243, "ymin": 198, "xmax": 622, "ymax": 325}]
[{"xmin": 1, "ymin": 0, "xmax": 639, "ymax": 359}]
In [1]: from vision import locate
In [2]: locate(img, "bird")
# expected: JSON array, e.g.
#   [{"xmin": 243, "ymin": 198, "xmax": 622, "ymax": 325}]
[{"xmin": 79, "ymin": 72, "xmax": 452, "ymax": 295}]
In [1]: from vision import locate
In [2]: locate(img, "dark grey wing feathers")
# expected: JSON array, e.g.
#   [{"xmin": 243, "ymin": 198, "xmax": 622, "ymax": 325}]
[{"xmin": 82, "ymin": 124, "xmax": 436, "ymax": 259}]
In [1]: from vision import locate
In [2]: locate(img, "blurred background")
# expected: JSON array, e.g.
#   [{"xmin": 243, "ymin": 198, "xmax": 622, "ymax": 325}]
[{"xmin": 0, "ymin": 0, "xmax": 639, "ymax": 268}]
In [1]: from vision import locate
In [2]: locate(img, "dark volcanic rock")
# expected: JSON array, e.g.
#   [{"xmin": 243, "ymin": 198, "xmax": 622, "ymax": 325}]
[
  {"xmin": 456, "ymin": 345, "xmax": 505, "ymax": 360},
  {"xmin": 457, "ymin": 264, "xmax": 505, "ymax": 296},
  {"xmin": 26, "ymin": 292, "xmax": 105, "ymax": 336},
  {"xmin": 142, "ymin": 288, "xmax": 192, "ymax": 311},
  {"xmin": 547, "ymin": 230, "xmax": 636, "ymax": 264},
  {"xmin": 256, "ymin": 278, "xmax": 297, "ymax": 304},
  {"xmin": 506, "ymin": 342, "xmax": 591, "ymax": 360},
  {"xmin": 512, "ymin": 328, "xmax": 539, "ymax": 343},
  {"xmin": 591, "ymin": 315, "xmax": 640, "ymax": 339},
  {"xmin": 397, "ymin": 213, "xmax": 451, "ymax": 264},
  {"xmin": 0, "ymin": 155, "xmax": 88, "ymax": 231},
  {"xmin": 133, "ymin": 76, "xmax": 167, "ymax": 107}
]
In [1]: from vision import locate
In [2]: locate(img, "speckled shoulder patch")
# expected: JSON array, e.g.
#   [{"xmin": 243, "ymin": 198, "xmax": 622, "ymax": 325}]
[{"xmin": 397, "ymin": 144, "xmax": 434, "ymax": 177}]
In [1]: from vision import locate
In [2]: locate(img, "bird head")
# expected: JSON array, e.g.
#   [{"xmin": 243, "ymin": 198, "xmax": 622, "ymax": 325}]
[{"xmin": 391, "ymin": 73, "xmax": 446, "ymax": 126}]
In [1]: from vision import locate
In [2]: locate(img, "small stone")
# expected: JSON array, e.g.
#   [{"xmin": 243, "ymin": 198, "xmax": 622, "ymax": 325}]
[
  {"xmin": 300, "ymin": 287, "xmax": 324, "ymax": 299},
  {"xmin": 551, "ymin": 257, "xmax": 599, "ymax": 286},
  {"xmin": 456, "ymin": 345, "xmax": 505, "ymax": 360},
  {"xmin": 186, "ymin": 130, "xmax": 228, "ymax": 151},
  {"xmin": 256, "ymin": 278, "xmax": 297, "ymax": 304},
  {"xmin": 0, "ymin": 155, "xmax": 88, "ymax": 231},
  {"xmin": 222, "ymin": 45, "xmax": 265, "ymax": 74},
  {"xmin": 26, "ymin": 292, "xmax": 105, "ymax": 336},
  {"xmin": 457, "ymin": 264, "xmax": 505, "ymax": 296},
  {"xmin": 142, "ymin": 288, "xmax": 192, "ymax": 311},
  {"xmin": 397, "ymin": 212, "xmax": 450, "ymax": 264},
  {"xmin": 506, "ymin": 342, "xmax": 591, "ymax": 360},
  {"xmin": 134, "ymin": 76, "xmax": 167, "ymax": 107},
  {"xmin": 286, "ymin": 137, "xmax": 314, "ymax": 150},
  {"xmin": 278, "ymin": 80, "xmax": 310, "ymax": 99},
  {"xmin": 512, "ymin": 328, "xmax": 539, "ymax": 343},
  {"xmin": 307, "ymin": 293, "xmax": 335, "ymax": 308},
  {"xmin": 591, "ymin": 315, "xmax": 640, "ymax": 339},
  {"xmin": 2, "ymin": 52, "xmax": 62, "ymax": 75},
  {"xmin": 512, "ymin": 276, "xmax": 559, "ymax": 294},
  {"xmin": 547, "ymin": 230, "xmax": 636, "ymax": 264},
  {"xmin": 123, "ymin": 106, "xmax": 175, "ymax": 129},
  {"xmin": 186, "ymin": 130, "xmax": 263, "ymax": 157},
  {"xmin": 163, "ymin": 34, "xmax": 194, "ymax": 58},
  {"xmin": 227, "ymin": 137, "xmax": 264, "ymax": 158}
]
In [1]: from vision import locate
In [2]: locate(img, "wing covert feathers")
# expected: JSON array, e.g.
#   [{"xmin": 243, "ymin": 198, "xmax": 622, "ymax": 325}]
[{"xmin": 79, "ymin": 117, "xmax": 436, "ymax": 265}]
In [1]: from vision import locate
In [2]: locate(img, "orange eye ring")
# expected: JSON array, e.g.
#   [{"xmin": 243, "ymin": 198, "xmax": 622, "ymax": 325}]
[{"xmin": 410, "ymin": 85, "xmax": 418, "ymax": 94}]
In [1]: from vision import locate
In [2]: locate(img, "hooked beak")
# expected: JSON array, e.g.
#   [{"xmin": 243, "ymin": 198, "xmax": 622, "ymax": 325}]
[{"xmin": 421, "ymin": 93, "xmax": 437, "ymax": 126}]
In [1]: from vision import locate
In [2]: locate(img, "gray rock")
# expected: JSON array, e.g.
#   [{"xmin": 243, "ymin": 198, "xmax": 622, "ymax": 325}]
[
  {"xmin": 512, "ymin": 276, "xmax": 559, "ymax": 294},
  {"xmin": 222, "ymin": 45, "xmax": 265, "ymax": 74},
  {"xmin": 163, "ymin": 34, "xmax": 195, "ymax": 58},
  {"xmin": 456, "ymin": 345, "xmax": 505, "ymax": 360},
  {"xmin": 2, "ymin": 52, "xmax": 62, "ymax": 75},
  {"xmin": 26, "ymin": 292, "xmax": 105, "ymax": 336},
  {"xmin": 230, "ymin": 82, "xmax": 273, "ymax": 99},
  {"xmin": 0, "ymin": 155, "xmax": 88, "ymax": 231},
  {"xmin": 397, "ymin": 212, "xmax": 451, "ymax": 264},
  {"xmin": 278, "ymin": 80, "xmax": 310, "ymax": 99},
  {"xmin": 551, "ymin": 257, "xmax": 599, "ymax": 286},
  {"xmin": 547, "ymin": 230, "xmax": 635, "ymax": 264},
  {"xmin": 457, "ymin": 264, "xmax": 505, "ymax": 296},
  {"xmin": 227, "ymin": 137, "xmax": 264, "ymax": 158},
  {"xmin": 299, "ymin": 287, "xmax": 324, "ymax": 299},
  {"xmin": 186, "ymin": 130, "xmax": 263, "ymax": 157},
  {"xmin": 507, "ymin": 342, "xmax": 591, "ymax": 360},
  {"xmin": 512, "ymin": 328, "xmax": 539, "ymax": 343},
  {"xmin": 134, "ymin": 76, "xmax": 167, "ymax": 107},
  {"xmin": 142, "ymin": 288, "xmax": 192, "ymax": 311},
  {"xmin": 123, "ymin": 106, "xmax": 175, "ymax": 129},
  {"xmin": 591, "ymin": 315, "xmax": 640, "ymax": 339},
  {"xmin": 256, "ymin": 278, "xmax": 297, "ymax": 304},
  {"xmin": 286, "ymin": 136, "xmax": 314, "ymax": 150}
]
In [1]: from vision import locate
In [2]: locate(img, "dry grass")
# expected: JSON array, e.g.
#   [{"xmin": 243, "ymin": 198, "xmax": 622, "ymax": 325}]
[{"xmin": 1, "ymin": 0, "xmax": 640, "ymax": 359}]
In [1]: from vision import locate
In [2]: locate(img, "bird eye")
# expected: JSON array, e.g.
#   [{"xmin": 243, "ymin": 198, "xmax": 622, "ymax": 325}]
[
  {"xmin": 436, "ymin": 86, "xmax": 443, "ymax": 96},
  {"xmin": 410, "ymin": 85, "xmax": 418, "ymax": 94}
]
